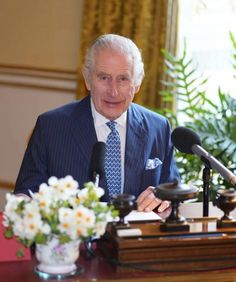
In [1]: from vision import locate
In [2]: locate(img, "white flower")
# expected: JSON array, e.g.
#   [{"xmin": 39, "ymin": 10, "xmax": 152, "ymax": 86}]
[
  {"xmin": 58, "ymin": 207, "xmax": 76, "ymax": 239},
  {"xmin": 73, "ymin": 206, "xmax": 96, "ymax": 237},
  {"xmin": 20, "ymin": 201, "xmax": 43, "ymax": 240},
  {"xmin": 77, "ymin": 182, "xmax": 104, "ymax": 204},
  {"xmin": 94, "ymin": 186, "xmax": 105, "ymax": 198},
  {"xmin": 13, "ymin": 217, "xmax": 26, "ymax": 238},
  {"xmin": 48, "ymin": 176, "xmax": 59, "ymax": 187},
  {"xmin": 2, "ymin": 176, "xmax": 116, "ymax": 247},
  {"xmin": 52, "ymin": 176, "xmax": 79, "ymax": 201},
  {"xmin": 32, "ymin": 184, "xmax": 54, "ymax": 214},
  {"xmin": 84, "ymin": 182, "xmax": 104, "ymax": 197},
  {"xmin": 95, "ymin": 221, "xmax": 107, "ymax": 237},
  {"xmin": 63, "ymin": 175, "xmax": 79, "ymax": 190},
  {"xmin": 23, "ymin": 201, "xmax": 41, "ymax": 220},
  {"xmin": 41, "ymin": 223, "xmax": 51, "ymax": 235},
  {"xmin": 23, "ymin": 220, "xmax": 41, "ymax": 240},
  {"xmin": 3, "ymin": 193, "xmax": 29, "ymax": 226}
]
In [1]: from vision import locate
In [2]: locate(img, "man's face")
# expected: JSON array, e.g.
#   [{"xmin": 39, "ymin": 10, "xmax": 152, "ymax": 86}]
[{"xmin": 84, "ymin": 49, "xmax": 141, "ymax": 120}]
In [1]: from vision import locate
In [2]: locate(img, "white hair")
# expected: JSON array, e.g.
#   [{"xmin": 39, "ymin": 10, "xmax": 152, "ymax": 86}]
[{"xmin": 83, "ymin": 34, "xmax": 145, "ymax": 87}]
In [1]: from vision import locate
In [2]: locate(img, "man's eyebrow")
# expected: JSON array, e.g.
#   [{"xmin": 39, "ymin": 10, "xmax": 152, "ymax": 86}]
[{"xmin": 96, "ymin": 71, "xmax": 110, "ymax": 75}]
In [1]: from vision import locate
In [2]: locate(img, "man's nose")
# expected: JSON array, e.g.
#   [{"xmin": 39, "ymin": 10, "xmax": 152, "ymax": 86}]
[{"xmin": 109, "ymin": 80, "xmax": 119, "ymax": 97}]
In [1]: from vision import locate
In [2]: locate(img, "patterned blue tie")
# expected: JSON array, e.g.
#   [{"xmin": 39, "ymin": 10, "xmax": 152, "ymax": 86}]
[{"xmin": 105, "ymin": 121, "xmax": 121, "ymax": 196}]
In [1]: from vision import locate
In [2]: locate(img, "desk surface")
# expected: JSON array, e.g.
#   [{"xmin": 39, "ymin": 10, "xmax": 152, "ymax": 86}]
[
  {"xmin": 1, "ymin": 248, "xmax": 236, "ymax": 282},
  {"xmin": 1, "ymin": 202, "xmax": 236, "ymax": 282}
]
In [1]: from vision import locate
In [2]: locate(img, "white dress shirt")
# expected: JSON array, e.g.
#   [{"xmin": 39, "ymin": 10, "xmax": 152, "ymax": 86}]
[{"xmin": 90, "ymin": 99, "xmax": 127, "ymax": 193}]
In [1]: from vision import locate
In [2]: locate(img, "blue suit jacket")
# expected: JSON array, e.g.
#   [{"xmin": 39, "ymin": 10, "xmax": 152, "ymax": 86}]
[{"xmin": 15, "ymin": 96, "xmax": 179, "ymax": 201}]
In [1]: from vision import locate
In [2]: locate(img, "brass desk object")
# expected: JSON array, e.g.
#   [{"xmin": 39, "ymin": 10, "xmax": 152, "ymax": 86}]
[
  {"xmin": 214, "ymin": 188, "xmax": 236, "ymax": 228},
  {"xmin": 111, "ymin": 194, "xmax": 136, "ymax": 229},
  {"xmin": 154, "ymin": 180, "xmax": 198, "ymax": 231}
]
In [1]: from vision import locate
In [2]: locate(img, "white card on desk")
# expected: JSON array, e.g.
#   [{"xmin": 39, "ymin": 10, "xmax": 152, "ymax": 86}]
[
  {"xmin": 117, "ymin": 228, "xmax": 142, "ymax": 237},
  {"xmin": 101, "ymin": 202, "xmax": 161, "ymax": 222},
  {"xmin": 125, "ymin": 210, "xmax": 161, "ymax": 221}
]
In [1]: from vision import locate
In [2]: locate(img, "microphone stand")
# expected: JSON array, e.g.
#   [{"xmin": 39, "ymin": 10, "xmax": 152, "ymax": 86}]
[
  {"xmin": 91, "ymin": 172, "xmax": 99, "ymax": 188},
  {"xmin": 85, "ymin": 172, "xmax": 100, "ymax": 259},
  {"xmin": 201, "ymin": 157, "xmax": 212, "ymax": 217}
]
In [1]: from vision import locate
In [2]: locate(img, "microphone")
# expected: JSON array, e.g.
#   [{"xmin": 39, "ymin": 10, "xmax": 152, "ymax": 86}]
[
  {"xmin": 89, "ymin": 142, "xmax": 106, "ymax": 187},
  {"xmin": 171, "ymin": 126, "xmax": 236, "ymax": 186}
]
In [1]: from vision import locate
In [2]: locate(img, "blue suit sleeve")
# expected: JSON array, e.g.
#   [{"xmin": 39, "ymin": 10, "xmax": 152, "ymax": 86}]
[{"xmin": 14, "ymin": 116, "xmax": 48, "ymax": 195}]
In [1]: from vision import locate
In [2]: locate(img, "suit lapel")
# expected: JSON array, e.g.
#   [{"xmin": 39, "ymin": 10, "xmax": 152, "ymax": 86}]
[
  {"xmin": 124, "ymin": 105, "xmax": 148, "ymax": 196},
  {"xmin": 70, "ymin": 96, "xmax": 97, "ymax": 163},
  {"xmin": 69, "ymin": 96, "xmax": 109, "ymax": 199}
]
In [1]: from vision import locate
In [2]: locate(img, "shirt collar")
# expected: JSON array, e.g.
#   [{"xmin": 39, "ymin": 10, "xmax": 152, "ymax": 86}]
[{"xmin": 90, "ymin": 98, "xmax": 127, "ymax": 128}]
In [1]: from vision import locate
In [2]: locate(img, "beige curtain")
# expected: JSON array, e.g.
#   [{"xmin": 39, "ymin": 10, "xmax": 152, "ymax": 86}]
[{"xmin": 77, "ymin": 0, "xmax": 178, "ymax": 109}]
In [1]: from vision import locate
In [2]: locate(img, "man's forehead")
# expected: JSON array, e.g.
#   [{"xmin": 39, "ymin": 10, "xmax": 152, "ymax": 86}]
[
  {"xmin": 94, "ymin": 51, "xmax": 133, "ymax": 71},
  {"xmin": 95, "ymin": 48, "xmax": 132, "ymax": 62}
]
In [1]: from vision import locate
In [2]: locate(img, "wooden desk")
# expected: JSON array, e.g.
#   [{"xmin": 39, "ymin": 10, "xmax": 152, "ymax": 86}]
[
  {"xmin": 1, "ymin": 203, "xmax": 236, "ymax": 282},
  {"xmin": 1, "ymin": 246, "xmax": 236, "ymax": 282}
]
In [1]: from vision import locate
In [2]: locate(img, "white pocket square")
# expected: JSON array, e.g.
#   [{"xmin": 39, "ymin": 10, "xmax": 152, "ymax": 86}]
[{"xmin": 145, "ymin": 158, "xmax": 162, "ymax": 170}]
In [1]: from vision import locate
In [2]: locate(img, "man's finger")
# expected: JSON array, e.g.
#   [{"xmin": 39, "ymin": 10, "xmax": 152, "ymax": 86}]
[
  {"xmin": 137, "ymin": 192, "xmax": 161, "ymax": 212},
  {"xmin": 143, "ymin": 197, "xmax": 162, "ymax": 212},
  {"xmin": 157, "ymin": 200, "xmax": 170, "ymax": 212},
  {"xmin": 136, "ymin": 186, "xmax": 154, "ymax": 205}
]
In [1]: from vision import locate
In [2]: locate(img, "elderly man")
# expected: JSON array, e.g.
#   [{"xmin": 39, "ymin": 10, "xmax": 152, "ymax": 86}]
[{"xmin": 14, "ymin": 34, "xmax": 179, "ymax": 212}]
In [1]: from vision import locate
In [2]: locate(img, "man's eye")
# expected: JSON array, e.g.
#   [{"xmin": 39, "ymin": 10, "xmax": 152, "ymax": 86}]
[
  {"xmin": 118, "ymin": 76, "xmax": 130, "ymax": 83},
  {"xmin": 98, "ymin": 74, "xmax": 109, "ymax": 81}
]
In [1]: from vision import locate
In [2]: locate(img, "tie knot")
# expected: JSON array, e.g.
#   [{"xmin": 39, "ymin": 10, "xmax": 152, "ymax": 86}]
[{"xmin": 106, "ymin": 121, "xmax": 117, "ymax": 132}]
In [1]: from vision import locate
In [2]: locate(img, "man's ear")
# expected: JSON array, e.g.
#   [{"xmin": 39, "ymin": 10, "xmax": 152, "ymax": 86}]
[
  {"xmin": 134, "ymin": 84, "xmax": 141, "ymax": 94},
  {"xmin": 82, "ymin": 70, "xmax": 91, "ymax": 91}
]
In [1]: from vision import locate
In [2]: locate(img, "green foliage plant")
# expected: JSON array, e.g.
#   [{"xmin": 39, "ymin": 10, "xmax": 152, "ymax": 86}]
[{"xmin": 158, "ymin": 33, "xmax": 236, "ymax": 199}]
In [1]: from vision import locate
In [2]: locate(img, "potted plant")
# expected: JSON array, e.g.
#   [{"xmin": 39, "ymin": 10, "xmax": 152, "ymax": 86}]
[
  {"xmin": 2, "ymin": 175, "xmax": 117, "ymax": 277},
  {"xmin": 157, "ymin": 32, "xmax": 236, "ymax": 200}
]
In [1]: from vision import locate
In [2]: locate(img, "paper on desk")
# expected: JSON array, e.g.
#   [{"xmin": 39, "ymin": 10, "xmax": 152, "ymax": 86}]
[
  {"xmin": 107, "ymin": 210, "xmax": 161, "ymax": 222},
  {"xmin": 101, "ymin": 202, "xmax": 161, "ymax": 222},
  {"xmin": 124, "ymin": 210, "xmax": 161, "ymax": 221}
]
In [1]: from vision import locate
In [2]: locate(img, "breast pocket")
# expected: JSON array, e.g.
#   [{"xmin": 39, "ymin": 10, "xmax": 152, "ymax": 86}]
[{"xmin": 142, "ymin": 160, "xmax": 163, "ymax": 188}]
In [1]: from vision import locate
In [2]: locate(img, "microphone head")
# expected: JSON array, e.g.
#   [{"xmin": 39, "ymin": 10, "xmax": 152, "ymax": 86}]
[
  {"xmin": 89, "ymin": 142, "xmax": 105, "ymax": 180},
  {"xmin": 171, "ymin": 126, "xmax": 201, "ymax": 154}
]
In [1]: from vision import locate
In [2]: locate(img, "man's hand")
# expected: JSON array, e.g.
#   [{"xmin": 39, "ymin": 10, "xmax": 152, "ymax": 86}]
[{"xmin": 136, "ymin": 186, "xmax": 170, "ymax": 212}]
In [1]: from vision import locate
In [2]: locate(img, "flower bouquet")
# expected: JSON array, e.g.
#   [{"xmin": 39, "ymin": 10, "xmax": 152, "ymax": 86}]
[{"xmin": 2, "ymin": 175, "xmax": 118, "ymax": 276}]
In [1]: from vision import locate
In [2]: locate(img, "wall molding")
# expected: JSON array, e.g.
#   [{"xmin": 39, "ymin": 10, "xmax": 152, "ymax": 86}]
[
  {"xmin": 0, "ymin": 64, "xmax": 78, "ymax": 93},
  {"xmin": 0, "ymin": 180, "xmax": 15, "ymax": 190},
  {"xmin": 0, "ymin": 63, "xmax": 77, "ymax": 76}
]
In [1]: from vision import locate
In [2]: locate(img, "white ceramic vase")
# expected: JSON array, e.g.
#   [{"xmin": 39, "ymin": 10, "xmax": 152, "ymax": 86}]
[{"xmin": 35, "ymin": 236, "xmax": 80, "ymax": 275}]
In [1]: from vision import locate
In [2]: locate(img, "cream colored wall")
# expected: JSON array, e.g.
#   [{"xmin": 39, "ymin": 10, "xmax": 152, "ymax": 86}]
[
  {"xmin": 0, "ymin": 82, "xmax": 76, "ymax": 182},
  {"xmin": 0, "ymin": 0, "xmax": 83, "ymax": 70},
  {"xmin": 0, "ymin": 0, "xmax": 84, "ymax": 211}
]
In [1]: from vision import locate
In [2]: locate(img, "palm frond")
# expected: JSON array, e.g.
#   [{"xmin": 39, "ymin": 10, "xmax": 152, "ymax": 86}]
[{"xmin": 158, "ymin": 37, "xmax": 236, "ymax": 198}]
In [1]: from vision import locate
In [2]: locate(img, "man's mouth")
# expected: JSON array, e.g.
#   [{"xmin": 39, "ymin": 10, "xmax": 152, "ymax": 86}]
[{"xmin": 104, "ymin": 100, "xmax": 122, "ymax": 106}]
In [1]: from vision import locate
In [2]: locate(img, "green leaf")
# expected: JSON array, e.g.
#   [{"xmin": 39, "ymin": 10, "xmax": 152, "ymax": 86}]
[
  {"xmin": 157, "ymin": 35, "xmax": 236, "ymax": 197},
  {"xmin": 35, "ymin": 233, "xmax": 48, "ymax": 244},
  {"xmin": 16, "ymin": 249, "xmax": 25, "ymax": 258},
  {"xmin": 58, "ymin": 234, "xmax": 71, "ymax": 244},
  {"xmin": 4, "ymin": 228, "xmax": 13, "ymax": 238}
]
